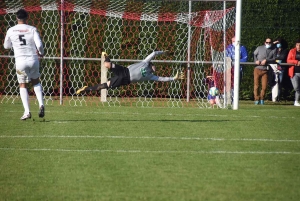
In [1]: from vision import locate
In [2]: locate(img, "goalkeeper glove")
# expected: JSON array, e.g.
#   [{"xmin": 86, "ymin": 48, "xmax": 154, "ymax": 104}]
[{"xmin": 173, "ymin": 71, "xmax": 184, "ymax": 80}]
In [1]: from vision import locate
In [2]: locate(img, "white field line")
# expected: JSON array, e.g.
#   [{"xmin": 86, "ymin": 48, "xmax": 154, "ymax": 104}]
[
  {"xmin": 0, "ymin": 135, "xmax": 299, "ymax": 142},
  {"xmin": 3, "ymin": 110, "xmax": 298, "ymax": 119},
  {"xmin": 0, "ymin": 147, "xmax": 299, "ymax": 155}
]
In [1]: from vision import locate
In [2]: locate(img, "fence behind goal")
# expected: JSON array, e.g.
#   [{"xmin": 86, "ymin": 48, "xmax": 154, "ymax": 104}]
[{"xmin": 0, "ymin": 0, "xmax": 236, "ymax": 108}]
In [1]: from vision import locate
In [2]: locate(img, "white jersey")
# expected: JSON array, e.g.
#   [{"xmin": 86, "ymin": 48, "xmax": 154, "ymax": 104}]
[{"xmin": 3, "ymin": 24, "xmax": 44, "ymax": 59}]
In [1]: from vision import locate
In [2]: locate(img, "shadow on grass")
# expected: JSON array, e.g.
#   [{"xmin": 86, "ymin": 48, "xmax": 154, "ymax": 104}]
[{"xmin": 52, "ymin": 119, "xmax": 249, "ymax": 123}]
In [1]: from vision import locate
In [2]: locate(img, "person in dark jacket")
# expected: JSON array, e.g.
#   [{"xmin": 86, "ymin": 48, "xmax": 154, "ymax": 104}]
[{"xmin": 269, "ymin": 37, "xmax": 289, "ymax": 102}]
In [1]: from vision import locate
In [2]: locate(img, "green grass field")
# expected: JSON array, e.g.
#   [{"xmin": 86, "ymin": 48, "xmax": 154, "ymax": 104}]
[{"xmin": 0, "ymin": 100, "xmax": 300, "ymax": 201}]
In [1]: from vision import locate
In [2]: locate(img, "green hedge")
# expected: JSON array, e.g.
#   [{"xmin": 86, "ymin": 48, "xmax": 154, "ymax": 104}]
[{"xmin": 240, "ymin": 0, "xmax": 299, "ymax": 100}]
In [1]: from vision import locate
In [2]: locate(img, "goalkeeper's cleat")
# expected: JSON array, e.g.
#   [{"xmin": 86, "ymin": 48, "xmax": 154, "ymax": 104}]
[
  {"xmin": 20, "ymin": 112, "xmax": 31, "ymax": 120},
  {"xmin": 39, "ymin": 105, "xmax": 45, "ymax": 118},
  {"xmin": 102, "ymin": 52, "xmax": 108, "ymax": 57},
  {"xmin": 76, "ymin": 86, "xmax": 88, "ymax": 94},
  {"xmin": 102, "ymin": 52, "xmax": 111, "ymax": 62}
]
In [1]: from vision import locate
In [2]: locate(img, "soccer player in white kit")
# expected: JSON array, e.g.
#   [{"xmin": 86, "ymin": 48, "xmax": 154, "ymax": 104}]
[{"xmin": 3, "ymin": 9, "xmax": 45, "ymax": 120}]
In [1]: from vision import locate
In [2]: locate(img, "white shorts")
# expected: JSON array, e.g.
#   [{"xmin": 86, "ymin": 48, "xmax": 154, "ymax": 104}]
[{"xmin": 15, "ymin": 57, "xmax": 40, "ymax": 84}]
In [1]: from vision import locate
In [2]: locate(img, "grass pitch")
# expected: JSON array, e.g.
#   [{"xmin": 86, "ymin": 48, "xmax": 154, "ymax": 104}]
[{"xmin": 0, "ymin": 100, "xmax": 300, "ymax": 201}]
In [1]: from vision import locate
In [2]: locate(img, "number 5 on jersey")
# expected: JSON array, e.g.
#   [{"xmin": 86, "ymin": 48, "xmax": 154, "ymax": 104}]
[{"xmin": 19, "ymin": 35, "xmax": 26, "ymax": 45}]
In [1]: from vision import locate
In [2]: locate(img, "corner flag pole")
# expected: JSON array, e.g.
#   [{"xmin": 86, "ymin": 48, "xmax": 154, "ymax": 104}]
[{"xmin": 233, "ymin": 0, "xmax": 242, "ymax": 110}]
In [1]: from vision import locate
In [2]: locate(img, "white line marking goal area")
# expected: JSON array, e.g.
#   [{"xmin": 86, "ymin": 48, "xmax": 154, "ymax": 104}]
[
  {"xmin": 0, "ymin": 148, "xmax": 300, "ymax": 155},
  {"xmin": 3, "ymin": 110, "xmax": 299, "ymax": 120},
  {"xmin": 1, "ymin": 135, "xmax": 299, "ymax": 155},
  {"xmin": 0, "ymin": 135, "xmax": 300, "ymax": 142}
]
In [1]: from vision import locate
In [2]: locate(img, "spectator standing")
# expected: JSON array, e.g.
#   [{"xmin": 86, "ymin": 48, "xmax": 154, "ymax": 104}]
[
  {"xmin": 226, "ymin": 36, "xmax": 248, "ymax": 103},
  {"xmin": 253, "ymin": 38, "xmax": 276, "ymax": 105},
  {"xmin": 270, "ymin": 37, "xmax": 289, "ymax": 102},
  {"xmin": 287, "ymin": 38, "xmax": 300, "ymax": 106},
  {"xmin": 226, "ymin": 36, "xmax": 248, "ymax": 81}
]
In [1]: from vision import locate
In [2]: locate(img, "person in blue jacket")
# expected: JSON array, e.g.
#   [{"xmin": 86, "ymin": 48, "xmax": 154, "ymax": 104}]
[
  {"xmin": 226, "ymin": 36, "xmax": 248, "ymax": 103},
  {"xmin": 226, "ymin": 36, "xmax": 248, "ymax": 82}
]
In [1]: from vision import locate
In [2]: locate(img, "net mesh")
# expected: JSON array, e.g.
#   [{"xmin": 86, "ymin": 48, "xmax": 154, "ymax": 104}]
[{"xmin": 0, "ymin": 0, "xmax": 236, "ymax": 108}]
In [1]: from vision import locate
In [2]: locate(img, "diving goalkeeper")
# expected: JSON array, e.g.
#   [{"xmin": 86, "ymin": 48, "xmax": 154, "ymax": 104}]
[{"xmin": 76, "ymin": 50, "xmax": 184, "ymax": 94}]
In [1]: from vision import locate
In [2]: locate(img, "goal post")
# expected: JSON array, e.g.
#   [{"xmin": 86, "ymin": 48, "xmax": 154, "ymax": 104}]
[
  {"xmin": 0, "ymin": 0, "xmax": 238, "ymax": 109},
  {"xmin": 233, "ymin": 0, "xmax": 242, "ymax": 110},
  {"xmin": 101, "ymin": 52, "xmax": 108, "ymax": 102}
]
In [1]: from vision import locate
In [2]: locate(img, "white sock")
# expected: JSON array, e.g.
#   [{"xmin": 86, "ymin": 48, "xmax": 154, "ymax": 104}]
[
  {"xmin": 34, "ymin": 83, "xmax": 44, "ymax": 107},
  {"xmin": 20, "ymin": 88, "xmax": 30, "ymax": 114}
]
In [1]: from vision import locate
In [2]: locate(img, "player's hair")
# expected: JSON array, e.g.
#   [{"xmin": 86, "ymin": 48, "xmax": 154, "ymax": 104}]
[
  {"xmin": 149, "ymin": 62, "xmax": 155, "ymax": 72},
  {"xmin": 295, "ymin": 38, "xmax": 300, "ymax": 44},
  {"xmin": 265, "ymin": 37, "xmax": 272, "ymax": 42},
  {"xmin": 16, "ymin": 9, "xmax": 28, "ymax": 20},
  {"xmin": 275, "ymin": 37, "xmax": 282, "ymax": 43}
]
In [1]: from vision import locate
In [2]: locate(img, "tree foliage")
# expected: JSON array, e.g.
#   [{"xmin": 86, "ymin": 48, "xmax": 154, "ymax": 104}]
[{"xmin": 239, "ymin": 0, "xmax": 300, "ymax": 100}]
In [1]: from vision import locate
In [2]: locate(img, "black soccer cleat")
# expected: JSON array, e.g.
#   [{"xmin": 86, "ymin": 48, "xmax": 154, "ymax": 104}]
[{"xmin": 39, "ymin": 105, "xmax": 45, "ymax": 118}]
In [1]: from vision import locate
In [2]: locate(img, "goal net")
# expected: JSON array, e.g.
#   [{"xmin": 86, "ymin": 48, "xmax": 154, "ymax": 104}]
[{"xmin": 0, "ymin": 0, "xmax": 236, "ymax": 108}]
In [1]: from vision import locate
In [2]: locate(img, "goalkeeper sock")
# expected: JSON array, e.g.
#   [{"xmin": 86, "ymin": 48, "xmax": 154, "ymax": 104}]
[
  {"xmin": 87, "ymin": 83, "xmax": 108, "ymax": 91},
  {"xmin": 20, "ymin": 88, "xmax": 30, "ymax": 114},
  {"xmin": 34, "ymin": 83, "xmax": 44, "ymax": 107}
]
